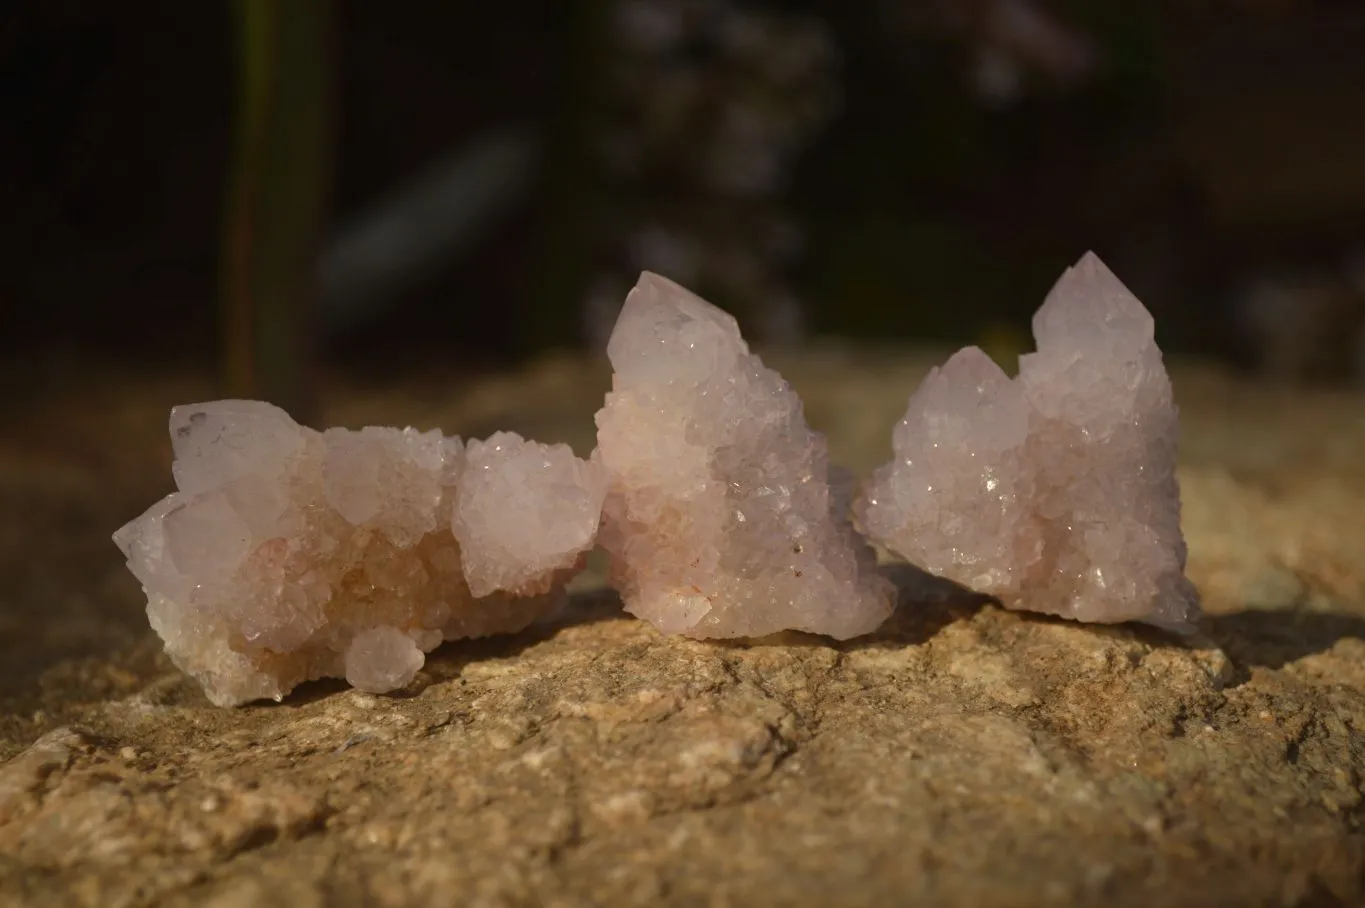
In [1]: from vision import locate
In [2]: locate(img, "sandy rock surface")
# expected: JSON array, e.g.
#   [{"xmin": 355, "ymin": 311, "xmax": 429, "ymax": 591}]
[{"xmin": 1, "ymin": 346, "xmax": 1363, "ymax": 907}]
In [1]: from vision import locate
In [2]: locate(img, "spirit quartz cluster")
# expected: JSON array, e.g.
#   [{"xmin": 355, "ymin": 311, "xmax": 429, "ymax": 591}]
[
  {"xmin": 114, "ymin": 404, "xmax": 608, "ymax": 705},
  {"xmin": 593, "ymin": 272, "xmax": 895, "ymax": 639},
  {"xmin": 856, "ymin": 253, "xmax": 1200, "ymax": 631},
  {"xmin": 114, "ymin": 253, "xmax": 1198, "ymax": 706}
]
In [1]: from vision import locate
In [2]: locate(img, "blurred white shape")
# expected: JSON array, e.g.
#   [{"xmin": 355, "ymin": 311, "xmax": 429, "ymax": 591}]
[{"xmin": 319, "ymin": 128, "xmax": 537, "ymax": 337}]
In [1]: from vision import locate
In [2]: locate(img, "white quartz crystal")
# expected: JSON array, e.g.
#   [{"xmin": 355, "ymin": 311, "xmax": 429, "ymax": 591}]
[
  {"xmin": 594, "ymin": 272, "xmax": 894, "ymax": 639},
  {"xmin": 114, "ymin": 403, "xmax": 608, "ymax": 706},
  {"xmin": 345, "ymin": 626, "xmax": 425, "ymax": 693},
  {"xmin": 453, "ymin": 431, "xmax": 611, "ymax": 598},
  {"xmin": 856, "ymin": 253, "xmax": 1199, "ymax": 631}
]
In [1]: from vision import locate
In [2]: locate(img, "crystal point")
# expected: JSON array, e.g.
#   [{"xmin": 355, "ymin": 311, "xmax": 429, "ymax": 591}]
[{"xmin": 595, "ymin": 272, "xmax": 894, "ymax": 640}]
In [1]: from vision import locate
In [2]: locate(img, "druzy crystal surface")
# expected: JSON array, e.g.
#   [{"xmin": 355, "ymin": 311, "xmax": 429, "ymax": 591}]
[
  {"xmin": 856, "ymin": 253, "xmax": 1200, "ymax": 631},
  {"xmin": 113, "ymin": 402, "xmax": 608, "ymax": 706},
  {"xmin": 594, "ymin": 272, "xmax": 894, "ymax": 639}
]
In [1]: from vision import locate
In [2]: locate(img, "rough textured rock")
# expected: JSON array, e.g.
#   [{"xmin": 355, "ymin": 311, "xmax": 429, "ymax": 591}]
[
  {"xmin": 2, "ymin": 347, "xmax": 1363, "ymax": 907},
  {"xmin": 111, "ymin": 402, "xmax": 606, "ymax": 707},
  {"xmin": 859, "ymin": 254, "xmax": 1199, "ymax": 632},
  {"xmin": 594, "ymin": 272, "xmax": 893, "ymax": 639}
]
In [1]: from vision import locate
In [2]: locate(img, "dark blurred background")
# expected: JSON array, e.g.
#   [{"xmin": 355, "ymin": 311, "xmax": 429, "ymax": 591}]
[
  {"xmin": 3, "ymin": 0, "xmax": 1365, "ymax": 400},
  {"xmin": 2, "ymin": 0, "xmax": 1365, "ymax": 711}
]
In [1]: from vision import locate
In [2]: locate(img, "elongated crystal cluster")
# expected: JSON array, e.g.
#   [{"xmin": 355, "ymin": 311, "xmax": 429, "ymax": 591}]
[
  {"xmin": 593, "ymin": 272, "xmax": 895, "ymax": 639},
  {"xmin": 856, "ymin": 253, "xmax": 1200, "ymax": 631},
  {"xmin": 114, "ymin": 402, "xmax": 608, "ymax": 705}
]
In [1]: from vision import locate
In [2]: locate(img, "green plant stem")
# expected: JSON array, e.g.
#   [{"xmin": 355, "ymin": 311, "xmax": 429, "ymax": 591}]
[
  {"xmin": 527, "ymin": 0, "xmax": 610, "ymax": 353},
  {"xmin": 223, "ymin": 0, "xmax": 332, "ymax": 418}
]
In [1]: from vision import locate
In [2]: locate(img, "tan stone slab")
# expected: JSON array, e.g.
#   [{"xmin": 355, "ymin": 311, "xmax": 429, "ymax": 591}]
[{"xmin": 1, "ymin": 349, "xmax": 1361, "ymax": 906}]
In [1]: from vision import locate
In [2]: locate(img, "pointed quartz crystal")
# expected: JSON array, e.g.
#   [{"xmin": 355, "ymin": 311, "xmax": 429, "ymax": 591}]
[{"xmin": 594, "ymin": 272, "xmax": 894, "ymax": 639}]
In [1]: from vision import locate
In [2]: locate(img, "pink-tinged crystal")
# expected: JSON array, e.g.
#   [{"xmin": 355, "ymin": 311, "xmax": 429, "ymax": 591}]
[
  {"xmin": 114, "ymin": 404, "xmax": 607, "ymax": 705},
  {"xmin": 594, "ymin": 272, "xmax": 894, "ymax": 639},
  {"xmin": 857, "ymin": 253, "xmax": 1200, "ymax": 631}
]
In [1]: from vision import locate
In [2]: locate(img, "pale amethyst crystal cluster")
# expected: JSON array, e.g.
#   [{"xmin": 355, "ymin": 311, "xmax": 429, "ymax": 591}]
[
  {"xmin": 593, "ymin": 272, "xmax": 895, "ymax": 639},
  {"xmin": 115, "ymin": 252, "xmax": 1199, "ymax": 707},
  {"xmin": 856, "ymin": 253, "xmax": 1200, "ymax": 631},
  {"xmin": 114, "ymin": 402, "xmax": 608, "ymax": 705}
]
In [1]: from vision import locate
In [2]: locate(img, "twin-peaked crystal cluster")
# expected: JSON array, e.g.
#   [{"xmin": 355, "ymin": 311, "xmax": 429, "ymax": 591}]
[
  {"xmin": 114, "ymin": 252, "xmax": 1199, "ymax": 706},
  {"xmin": 855, "ymin": 253, "xmax": 1200, "ymax": 632}
]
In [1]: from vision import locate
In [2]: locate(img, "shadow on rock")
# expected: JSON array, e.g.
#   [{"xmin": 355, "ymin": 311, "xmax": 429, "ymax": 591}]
[
  {"xmin": 271, "ymin": 588, "xmax": 631, "ymax": 706},
  {"xmin": 418, "ymin": 586, "xmax": 628, "ymax": 683},
  {"xmin": 275, "ymin": 677, "xmax": 353, "ymax": 707},
  {"xmin": 1203, "ymin": 608, "xmax": 1365, "ymax": 673},
  {"xmin": 848, "ymin": 562, "xmax": 995, "ymax": 649}
]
